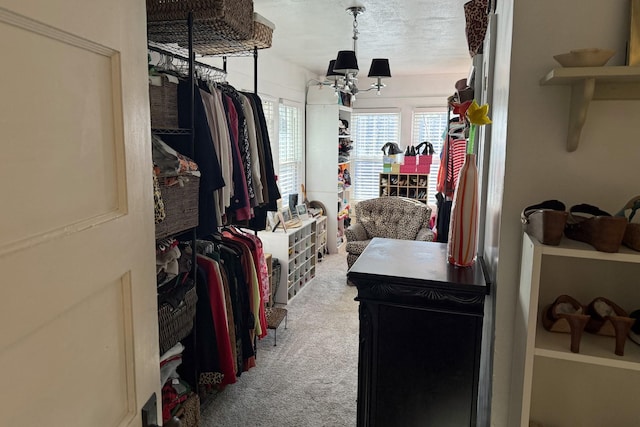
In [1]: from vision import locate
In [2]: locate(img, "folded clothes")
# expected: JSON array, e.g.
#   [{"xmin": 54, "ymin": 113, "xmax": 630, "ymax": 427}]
[{"xmin": 152, "ymin": 134, "xmax": 201, "ymax": 178}]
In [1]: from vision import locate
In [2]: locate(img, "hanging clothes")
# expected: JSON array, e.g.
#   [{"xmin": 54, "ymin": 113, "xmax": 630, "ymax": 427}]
[
  {"xmin": 161, "ymin": 80, "xmax": 226, "ymax": 238},
  {"xmin": 242, "ymin": 92, "xmax": 281, "ymax": 230},
  {"xmin": 196, "ymin": 254, "xmax": 237, "ymax": 386},
  {"xmin": 221, "ymin": 92, "xmax": 252, "ymax": 222},
  {"xmin": 239, "ymin": 93, "xmax": 264, "ymax": 205}
]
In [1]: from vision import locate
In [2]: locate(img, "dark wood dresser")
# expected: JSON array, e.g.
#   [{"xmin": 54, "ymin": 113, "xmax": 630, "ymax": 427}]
[{"xmin": 347, "ymin": 238, "xmax": 490, "ymax": 427}]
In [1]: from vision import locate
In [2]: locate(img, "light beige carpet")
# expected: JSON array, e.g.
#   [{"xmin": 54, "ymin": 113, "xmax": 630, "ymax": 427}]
[{"xmin": 200, "ymin": 251, "xmax": 359, "ymax": 426}]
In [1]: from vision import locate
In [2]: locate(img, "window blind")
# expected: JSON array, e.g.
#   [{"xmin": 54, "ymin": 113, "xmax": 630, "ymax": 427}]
[
  {"xmin": 351, "ymin": 112, "xmax": 401, "ymax": 203},
  {"xmin": 412, "ymin": 111, "xmax": 449, "ymax": 205},
  {"xmin": 278, "ymin": 102, "xmax": 302, "ymax": 208},
  {"xmin": 261, "ymin": 99, "xmax": 276, "ymax": 144}
]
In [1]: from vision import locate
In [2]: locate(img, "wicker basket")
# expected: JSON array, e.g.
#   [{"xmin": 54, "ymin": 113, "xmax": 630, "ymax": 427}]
[
  {"xmin": 149, "ymin": 74, "xmax": 179, "ymax": 129},
  {"xmin": 197, "ymin": 12, "xmax": 275, "ymax": 55},
  {"xmin": 146, "ymin": 0, "xmax": 254, "ymax": 45},
  {"xmin": 177, "ymin": 393, "xmax": 200, "ymax": 427},
  {"xmin": 155, "ymin": 176, "xmax": 200, "ymax": 240},
  {"xmin": 158, "ymin": 279, "xmax": 197, "ymax": 355}
]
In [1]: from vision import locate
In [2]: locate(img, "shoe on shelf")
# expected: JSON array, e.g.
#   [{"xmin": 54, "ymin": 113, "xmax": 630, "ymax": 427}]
[
  {"xmin": 585, "ymin": 297, "xmax": 635, "ymax": 356},
  {"xmin": 564, "ymin": 203, "xmax": 627, "ymax": 252},
  {"xmin": 628, "ymin": 309, "xmax": 640, "ymax": 345},
  {"xmin": 541, "ymin": 295, "xmax": 589, "ymax": 353},
  {"xmin": 521, "ymin": 200, "xmax": 568, "ymax": 246},
  {"xmin": 616, "ymin": 195, "xmax": 640, "ymax": 251}
]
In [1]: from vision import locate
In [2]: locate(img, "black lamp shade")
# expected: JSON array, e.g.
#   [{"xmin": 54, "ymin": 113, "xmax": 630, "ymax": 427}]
[
  {"xmin": 326, "ymin": 59, "xmax": 344, "ymax": 80},
  {"xmin": 368, "ymin": 58, "xmax": 391, "ymax": 78},
  {"xmin": 334, "ymin": 50, "xmax": 359, "ymax": 74}
]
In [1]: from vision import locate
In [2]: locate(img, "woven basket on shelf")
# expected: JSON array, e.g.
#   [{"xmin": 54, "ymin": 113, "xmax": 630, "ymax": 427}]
[
  {"xmin": 155, "ymin": 176, "xmax": 200, "ymax": 240},
  {"xmin": 158, "ymin": 280, "xmax": 197, "ymax": 355},
  {"xmin": 146, "ymin": 0, "xmax": 254, "ymax": 45},
  {"xmin": 177, "ymin": 393, "xmax": 200, "ymax": 427},
  {"xmin": 197, "ymin": 12, "xmax": 275, "ymax": 55},
  {"xmin": 149, "ymin": 74, "xmax": 179, "ymax": 129}
]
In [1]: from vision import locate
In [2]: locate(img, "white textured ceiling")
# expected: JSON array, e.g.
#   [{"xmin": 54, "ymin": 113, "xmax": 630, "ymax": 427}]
[{"xmin": 253, "ymin": 0, "xmax": 473, "ymax": 78}]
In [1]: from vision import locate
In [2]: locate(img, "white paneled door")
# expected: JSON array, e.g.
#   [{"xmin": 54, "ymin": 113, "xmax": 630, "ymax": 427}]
[{"xmin": 0, "ymin": 1, "xmax": 159, "ymax": 426}]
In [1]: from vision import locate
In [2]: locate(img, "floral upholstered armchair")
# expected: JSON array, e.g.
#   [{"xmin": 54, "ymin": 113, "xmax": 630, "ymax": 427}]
[{"xmin": 345, "ymin": 197, "xmax": 434, "ymax": 269}]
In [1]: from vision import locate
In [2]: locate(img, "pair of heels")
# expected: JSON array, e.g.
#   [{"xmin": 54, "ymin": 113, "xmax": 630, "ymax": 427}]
[
  {"xmin": 542, "ymin": 295, "xmax": 635, "ymax": 356},
  {"xmin": 616, "ymin": 195, "xmax": 640, "ymax": 251},
  {"xmin": 522, "ymin": 200, "xmax": 628, "ymax": 252}
]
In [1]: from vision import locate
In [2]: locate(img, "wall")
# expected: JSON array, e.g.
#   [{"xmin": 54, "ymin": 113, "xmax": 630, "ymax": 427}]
[{"xmin": 486, "ymin": 0, "xmax": 640, "ymax": 425}]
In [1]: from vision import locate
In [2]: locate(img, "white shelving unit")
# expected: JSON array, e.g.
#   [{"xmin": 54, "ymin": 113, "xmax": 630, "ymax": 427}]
[
  {"xmin": 316, "ymin": 215, "xmax": 328, "ymax": 259},
  {"xmin": 306, "ymin": 85, "xmax": 352, "ymax": 254},
  {"xmin": 258, "ymin": 218, "xmax": 317, "ymax": 304},
  {"xmin": 511, "ymin": 232, "xmax": 640, "ymax": 427},
  {"xmin": 540, "ymin": 66, "xmax": 640, "ymax": 152}
]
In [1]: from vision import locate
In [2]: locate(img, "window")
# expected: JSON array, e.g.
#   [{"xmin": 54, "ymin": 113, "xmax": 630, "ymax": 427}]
[
  {"xmin": 278, "ymin": 102, "xmax": 303, "ymax": 208},
  {"xmin": 351, "ymin": 112, "xmax": 401, "ymax": 203},
  {"xmin": 261, "ymin": 98, "xmax": 276, "ymax": 144},
  {"xmin": 412, "ymin": 110, "xmax": 449, "ymax": 205}
]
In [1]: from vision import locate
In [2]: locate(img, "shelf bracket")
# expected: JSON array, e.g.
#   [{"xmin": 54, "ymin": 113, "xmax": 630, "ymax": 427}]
[{"xmin": 566, "ymin": 78, "xmax": 595, "ymax": 152}]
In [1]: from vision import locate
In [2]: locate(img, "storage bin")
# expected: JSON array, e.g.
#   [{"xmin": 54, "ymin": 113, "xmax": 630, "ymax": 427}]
[
  {"xmin": 404, "ymin": 156, "xmax": 417, "ymax": 165},
  {"xmin": 416, "ymin": 163, "xmax": 431, "ymax": 174},
  {"xmin": 416, "ymin": 155, "xmax": 433, "ymax": 173},
  {"xmin": 149, "ymin": 74, "xmax": 179, "ymax": 130},
  {"xmin": 158, "ymin": 276, "xmax": 197, "ymax": 355},
  {"xmin": 155, "ymin": 177, "xmax": 200, "ymax": 240},
  {"xmin": 178, "ymin": 393, "xmax": 200, "ymax": 427},
  {"xmin": 146, "ymin": 0, "xmax": 254, "ymax": 47},
  {"xmin": 198, "ymin": 13, "xmax": 275, "ymax": 55},
  {"xmin": 400, "ymin": 164, "xmax": 418, "ymax": 173},
  {"xmin": 417, "ymin": 154, "xmax": 433, "ymax": 167}
]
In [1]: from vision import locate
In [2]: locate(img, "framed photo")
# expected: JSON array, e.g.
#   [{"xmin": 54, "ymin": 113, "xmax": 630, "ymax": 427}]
[
  {"xmin": 275, "ymin": 209, "xmax": 287, "ymax": 232},
  {"xmin": 296, "ymin": 204, "xmax": 309, "ymax": 220},
  {"xmin": 266, "ymin": 211, "xmax": 278, "ymax": 231},
  {"xmin": 281, "ymin": 207, "xmax": 293, "ymax": 223}
]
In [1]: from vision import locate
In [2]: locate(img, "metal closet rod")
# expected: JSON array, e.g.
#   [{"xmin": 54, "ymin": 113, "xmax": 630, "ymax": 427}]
[
  {"xmin": 148, "ymin": 44, "xmax": 227, "ymax": 76},
  {"xmin": 148, "ymin": 44, "xmax": 259, "ymax": 94}
]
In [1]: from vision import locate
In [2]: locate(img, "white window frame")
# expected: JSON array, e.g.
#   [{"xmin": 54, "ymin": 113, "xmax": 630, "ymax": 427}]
[
  {"xmin": 350, "ymin": 108, "xmax": 401, "ymax": 203},
  {"xmin": 277, "ymin": 99, "xmax": 305, "ymax": 208},
  {"xmin": 411, "ymin": 107, "xmax": 449, "ymax": 206}
]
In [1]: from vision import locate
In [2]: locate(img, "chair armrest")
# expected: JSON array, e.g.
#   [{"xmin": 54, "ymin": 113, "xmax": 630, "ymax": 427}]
[
  {"xmin": 416, "ymin": 227, "xmax": 435, "ymax": 242},
  {"xmin": 345, "ymin": 223, "xmax": 368, "ymax": 242}
]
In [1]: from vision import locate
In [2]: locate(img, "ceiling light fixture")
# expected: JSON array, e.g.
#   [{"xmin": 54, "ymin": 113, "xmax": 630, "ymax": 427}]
[{"xmin": 324, "ymin": 5, "xmax": 391, "ymax": 99}]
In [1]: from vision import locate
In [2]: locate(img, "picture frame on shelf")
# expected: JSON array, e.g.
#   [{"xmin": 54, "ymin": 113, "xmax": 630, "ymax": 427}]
[
  {"xmin": 281, "ymin": 207, "xmax": 303, "ymax": 228},
  {"xmin": 281, "ymin": 207, "xmax": 293, "ymax": 223},
  {"xmin": 296, "ymin": 204, "xmax": 309, "ymax": 220},
  {"xmin": 274, "ymin": 209, "xmax": 287, "ymax": 232},
  {"xmin": 266, "ymin": 211, "xmax": 278, "ymax": 231}
]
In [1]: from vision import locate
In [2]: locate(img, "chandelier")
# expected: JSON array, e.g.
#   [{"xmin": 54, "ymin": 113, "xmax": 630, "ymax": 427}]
[{"xmin": 324, "ymin": 5, "xmax": 391, "ymax": 98}]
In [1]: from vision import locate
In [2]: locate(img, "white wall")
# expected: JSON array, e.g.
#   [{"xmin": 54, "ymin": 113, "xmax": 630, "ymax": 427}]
[
  {"xmin": 487, "ymin": 0, "xmax": 640, "ymax": 425},
  {"xmin": 202, "ymin": 49, "xmax": 314, "ymax": 104}
]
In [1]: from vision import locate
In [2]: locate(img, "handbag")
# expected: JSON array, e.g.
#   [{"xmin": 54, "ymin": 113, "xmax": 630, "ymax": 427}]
[
  {"xmin": 404, "ymin": 145, "xmax": 417, "ymax": 156},
  {"xmin": 415, "ymin": 141, "xmax": 435, "ymax": 155},
  {"xmin": 381, "ymin": 142, "xmax": 402, "ymax": 155},
  {"xmin": 464, "ymin": 0, "xmax": 489, "ymax": 57}
]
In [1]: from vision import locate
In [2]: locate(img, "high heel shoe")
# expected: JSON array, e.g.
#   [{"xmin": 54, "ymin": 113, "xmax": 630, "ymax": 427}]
[
  {"xmin": 521, "ymin": 200, "xmax": 568, "ymax": 246},
  {"xmin": 615, "ymin": 195, "xmax": 640, "ymax": 251},
  {"xmin": 541, "ymin": 295, "xmax": 589, "ymax": 353},
  {"xmin": 564, "ymin": 204, "xmax": 627, "ymax": 252},
  {"xmin": 585, "ymin": 297, "xmax": 635, "ymax": 356}
]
